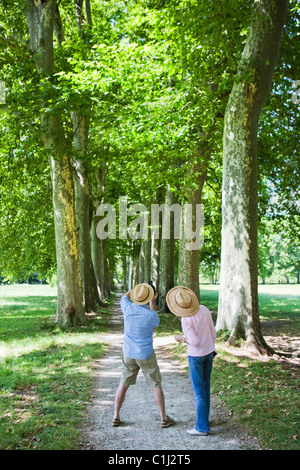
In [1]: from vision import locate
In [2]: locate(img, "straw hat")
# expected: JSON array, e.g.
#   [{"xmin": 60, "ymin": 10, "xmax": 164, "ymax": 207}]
[
  {"xmin": 166, "ymin": 286, "xmax": 199, "ymax": 317},
  {"xmin": 131, "ymin": 283, "xmax": 154, "ymax": 305}
]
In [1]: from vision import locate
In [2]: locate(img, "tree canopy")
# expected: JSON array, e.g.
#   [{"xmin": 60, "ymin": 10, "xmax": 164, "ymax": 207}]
[{"xmin": 0, "ymin": 1, "xmax": 299, "ymax": 344}]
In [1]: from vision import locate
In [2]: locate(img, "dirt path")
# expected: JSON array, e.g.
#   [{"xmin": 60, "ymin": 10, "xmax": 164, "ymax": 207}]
[{"xmin": 79, "ymin": 287, "xmax": 260, "ymax": 451}]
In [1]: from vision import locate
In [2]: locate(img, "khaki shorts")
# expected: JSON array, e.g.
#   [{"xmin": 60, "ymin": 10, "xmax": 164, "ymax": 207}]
[{"xmin": 120, "ymin": 351, "xmax": 162, "ymax": 388}]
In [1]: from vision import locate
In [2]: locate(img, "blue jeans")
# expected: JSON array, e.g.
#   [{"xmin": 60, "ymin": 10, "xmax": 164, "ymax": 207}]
[{"xmin": 188, "ymin": 352, "xmax": 214, "ymax": 432}]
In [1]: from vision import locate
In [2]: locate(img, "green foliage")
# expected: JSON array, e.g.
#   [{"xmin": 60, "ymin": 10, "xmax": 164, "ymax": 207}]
[
  {"xmin": 0, "ymin": 1, "xmax": 298, "ymax": 282},
  {"xmin": 258, "ymin": 217, "xmax": 300, "ymax": 284},
  {"xmin": 0, "ymin": 113, "xmax": 56, "ymax": 281}
]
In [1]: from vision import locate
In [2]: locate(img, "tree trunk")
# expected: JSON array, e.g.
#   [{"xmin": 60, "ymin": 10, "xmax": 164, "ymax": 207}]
[
  {"xmin": 127, "ymin": 256, "xmax": 132, "ymax": 291},
  {"xmin": 158, "ymin": 186, "xmax": 176, "ymax": 312},
  {"xmin": 151, "ymin": 234, "xmax": 160, "ymax": 289},
  {"xmin": 102, "ymin": 239, "xmax": 111, "ymax": 297},
  {"xmin": 90, "ymin": 164, "xmax": 110, "ymax": 302},
  {"xmin": 144, "ymin": 238, "xmax": 151, "ymax": 283},
  {"xmin": 178, "ymin": 145, "xmax": 209, "ymax": 301},
  {"xmin": 50, "ymin": 153, "xmax": 85, "ymax": 325},
  {"xmin": 24, "ymin": 0, "xmax": 85, "ymax": 326},
  {"xmin": 138, "ymin": 241, "xmax": 145, "ymax": 283},
  {"xmin": 178, "ymin": 189, "xmax": 201, "ymax": 301},
  {"xmin": 217, "ymin": 0, "xmax": 287, "ymax": 354},
  {"xmin": 72, "ymin": 111, "xmax": 101, "ymax": 311},
  {"xmin": 178, "ymin": 173, "xmax": 206, "ymax": 301},
  {"xmin": 151, "ymin": 187, "xmax": 164, "ymax": 290},
  {"xmin": 71, "ymin": 1, "xmax": 101, "ymax": 311},
  {"xmin": 91, "ymin": 218, "xmax": 106, "ymax": 302}
]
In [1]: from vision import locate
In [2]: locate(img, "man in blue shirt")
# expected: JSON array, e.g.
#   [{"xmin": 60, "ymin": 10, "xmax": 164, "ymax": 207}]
[{"xmin": 112, "ymin": 283, "xmax": 175, "ymax": 428}]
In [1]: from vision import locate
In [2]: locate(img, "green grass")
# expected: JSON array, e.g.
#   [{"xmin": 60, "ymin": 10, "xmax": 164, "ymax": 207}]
[
  {"xmin": 210, "ymin": 355, "xmax": 299, "ymax": 450},
  {"xmin": 0, "ymin": 284, "xmax": 113, "ymax": 450},
  {"xmin": 159, "ymin": 284, "xmax": 300, "ymax": 450}
]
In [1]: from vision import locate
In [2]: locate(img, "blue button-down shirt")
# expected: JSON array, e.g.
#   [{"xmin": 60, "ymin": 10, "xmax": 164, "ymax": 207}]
[{"xmin": 120, "ymin": 296, "xmax": 160, "ymax": 359}]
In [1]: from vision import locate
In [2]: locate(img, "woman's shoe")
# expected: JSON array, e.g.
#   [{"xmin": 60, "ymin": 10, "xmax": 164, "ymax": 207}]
[{"xmin": 186, "ymin": 428, "xmax": 208, "ymax": 436}]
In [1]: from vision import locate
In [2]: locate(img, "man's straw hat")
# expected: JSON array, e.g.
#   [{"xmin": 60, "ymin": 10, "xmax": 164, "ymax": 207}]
[
  {"xmin": 166, "ymin": 286, "xmax": 199, "ymax": 317},
  {"xmin": 131, "ymin": 283, "xmax": 154, "ymax": 305}
]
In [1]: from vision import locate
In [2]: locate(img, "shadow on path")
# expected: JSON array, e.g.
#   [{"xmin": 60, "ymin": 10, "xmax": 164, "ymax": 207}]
[{"xmin": 79, "ymin": 287, "xmax": 260, "ymax": 450}]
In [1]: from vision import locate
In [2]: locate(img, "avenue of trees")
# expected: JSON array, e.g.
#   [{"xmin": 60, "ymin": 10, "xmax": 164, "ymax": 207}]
[{"xmin": 0, "ymin": 0, "xmax": 299, "ymax": 355}]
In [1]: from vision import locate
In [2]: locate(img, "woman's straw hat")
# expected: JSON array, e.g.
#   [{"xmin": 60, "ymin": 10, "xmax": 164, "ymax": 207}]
[
  {"xmin": 131, "ymin": 283, "xmax": 154, "ymax": 305},
  {"xmin": 166, "ymin": 286, "xmax": 199, "ymax": 317}
]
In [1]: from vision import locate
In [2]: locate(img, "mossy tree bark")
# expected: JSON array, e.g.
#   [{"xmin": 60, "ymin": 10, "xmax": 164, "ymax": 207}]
[{"xmin": 217, "ymin": 0, "xmax": 287, "ymax": 354}]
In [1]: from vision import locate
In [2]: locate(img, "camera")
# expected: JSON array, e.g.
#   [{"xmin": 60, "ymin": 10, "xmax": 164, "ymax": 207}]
[{"xmin": 148, "ymin": 280, "xmax": 156, "ymax": 293}]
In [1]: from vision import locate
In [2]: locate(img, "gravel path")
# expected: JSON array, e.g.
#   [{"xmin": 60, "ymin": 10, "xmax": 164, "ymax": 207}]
[{"xmin": 79, "ymin": 287, "xmax": 260, "ymax": 451}]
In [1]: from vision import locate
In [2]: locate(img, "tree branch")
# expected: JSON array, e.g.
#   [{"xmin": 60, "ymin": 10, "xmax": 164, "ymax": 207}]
[
  {"xmin": 54, "ymin": 1, "xmax": 65, "ymax": 46},
  {"xmin": 85, "ymin": 0, "xmax": 92, "ymax": 27},
  {"xmin": 74, "ymin": 0, "xmax": 85, "ymax": 30}
]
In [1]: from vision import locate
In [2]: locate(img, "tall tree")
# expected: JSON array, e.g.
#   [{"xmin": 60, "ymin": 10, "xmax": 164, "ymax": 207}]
[
  {"xmin": 178, "ymin": 142, "xmax": 211, "ymax": 301},
  {"xmin": 216, "ymin": 0, "xmax": 288, "ymax": 354},
  {"xmin": 24, "ymin": 0, "xmax": 85, "ymax": 325},
  {"xmin": 70, "ymin": 0, "xmax": 103, "ymax": 311},
  {"xmin": 158, "ymin": 185, "xmax": 177, "ymax": 312}
]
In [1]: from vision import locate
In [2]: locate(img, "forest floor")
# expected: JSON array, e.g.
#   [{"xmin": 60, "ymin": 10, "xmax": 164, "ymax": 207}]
[{"xmin": 78, "ymin": 287, "xmax": 262, "ymax": 451}]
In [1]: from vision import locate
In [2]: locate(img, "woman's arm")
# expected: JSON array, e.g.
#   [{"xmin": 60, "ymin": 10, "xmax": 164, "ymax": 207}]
[{"xmin": 181, "ymin": 320, "xmax": 201, "ymax": 347}]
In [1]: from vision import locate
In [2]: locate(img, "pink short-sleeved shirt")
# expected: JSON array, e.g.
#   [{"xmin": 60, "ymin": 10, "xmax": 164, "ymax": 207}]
[{"xmin": 181, "ymin": 305, "xmax": 216, "ymax": 357}]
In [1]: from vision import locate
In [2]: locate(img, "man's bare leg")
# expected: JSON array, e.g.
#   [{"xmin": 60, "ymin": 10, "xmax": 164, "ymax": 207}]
[
  {"xmin": 113, "ymin": 383, "xmax": 130, "ymax": 422},
  {"xmin": 153, "ymin": 386, "xmax": 175, "ymax": 427},
  {"xmin": 153, "ymin": 386, "xmax": 167, "ymax": 420}
]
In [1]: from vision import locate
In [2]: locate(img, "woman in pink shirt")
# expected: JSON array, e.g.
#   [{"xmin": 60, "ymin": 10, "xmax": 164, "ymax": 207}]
[{"xmin": 167, "ymin": 286, "xmax": 216, "ymax": 436}]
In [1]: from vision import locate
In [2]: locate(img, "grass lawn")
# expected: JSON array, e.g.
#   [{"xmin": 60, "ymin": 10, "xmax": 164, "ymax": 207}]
[
  {"xmin": 159, "ymin": 283, "xmax": 300, "ymax": 450},
  {"xmin": 0, "ymin": 284, "xmax": 113, "ymax": 450}
]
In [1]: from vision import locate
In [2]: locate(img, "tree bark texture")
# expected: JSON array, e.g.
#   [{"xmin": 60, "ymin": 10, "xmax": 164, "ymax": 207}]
[
  {"xmin": 158, "ymin": 186, "xmax": 176, "ymax": 312},
  {"xmin": 150, "ymin": 187, "xmax": 164, "ymax": 292},
  {"xmin": 217, "ymin": 0, "xmax": 287, "ymax": 353},
  {"xmin": 91, "ymin": 218, "xmax": 107, "ymax": 302},
  {"xmin": 178, "ymin": 155, "xmax": 208, "ymax": 301},
  {"xmin": 90, "ymin": 166, "xmax": 110, "ymax": 302},
  {"xmin": 143, "ymin": 238, "xmax": 152, "ymax": 282},
  {"xmin": 178, "ymin": 186, "xmax": 205, "ymax": 301},
  {"xmin": 50, "ymin": 153, "xmax": 85, "ymax": 325},
  {"xmin": 72, "ymin": 111, "xmax": 102, "ymax": 311}
]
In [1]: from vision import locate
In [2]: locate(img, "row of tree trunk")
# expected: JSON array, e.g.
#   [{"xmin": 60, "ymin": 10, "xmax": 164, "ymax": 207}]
[
  {"xmin": 121, "ymin": 0, "xmax": 288, "ymax": 357},
  {"xmin": 122, "ymin": 162, "xmax": 208, "ymax": 314}
]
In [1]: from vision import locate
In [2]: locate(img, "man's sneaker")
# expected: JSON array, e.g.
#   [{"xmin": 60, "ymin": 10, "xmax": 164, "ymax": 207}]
[
  {"xmin": 161, "ymin": 416, "xmax": 175, "ymax": 428},
  {"xmin": 186, "ymin": 428, "xmax": 209, "ymax": 436}
]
